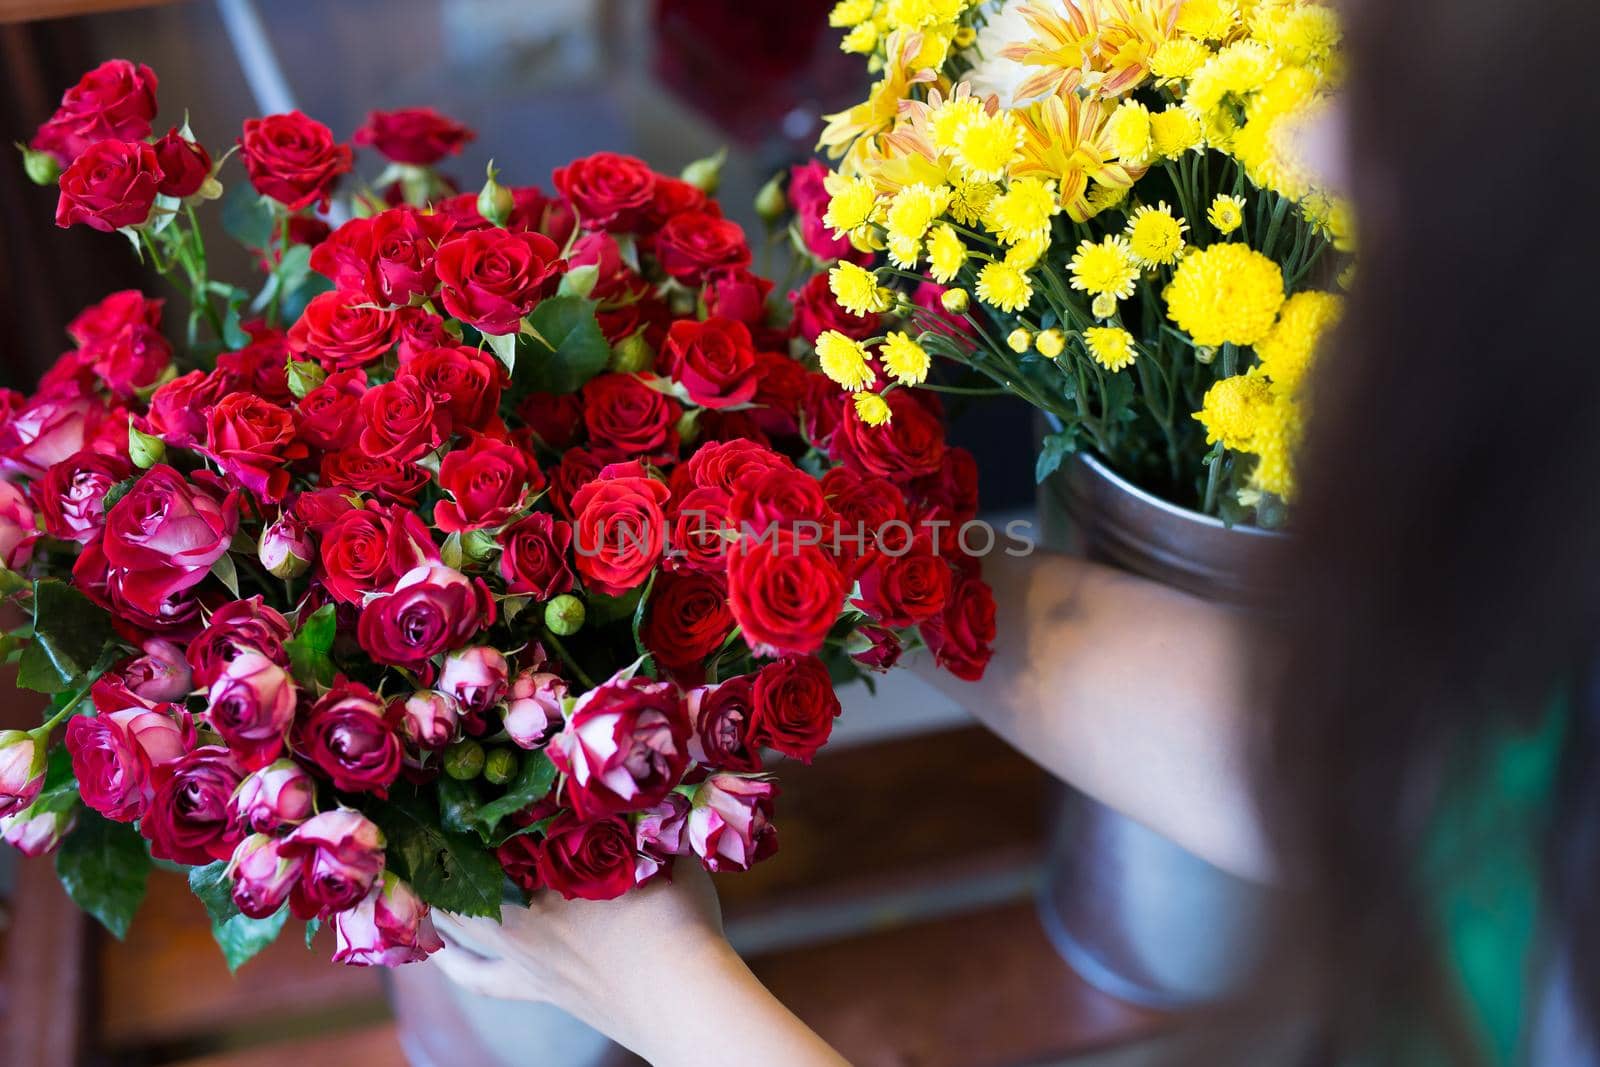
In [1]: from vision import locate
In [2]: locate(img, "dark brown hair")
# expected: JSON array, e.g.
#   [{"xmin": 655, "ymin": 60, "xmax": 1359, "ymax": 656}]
[{"xmin": 1262, "ymin": 0, "xmax": 1600, "ymax": 1061}]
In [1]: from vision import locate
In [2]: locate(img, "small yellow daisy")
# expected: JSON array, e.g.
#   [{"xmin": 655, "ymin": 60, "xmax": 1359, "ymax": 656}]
[
  {"xmin": 828, "ymin": 0, "xmax": 874, "ymax": 28},
  {"xmin": 1125, "ymin": 203, "xmax": 1188, "ymax": 267},
  {"xmin": 822, "ymin": 172, "xmax": 881, "ymax": 239},
  {"xmin": 885, "ymin": 183, "xmax": 950, "ymax": 246},
  {"xmin": 1083, "ymin": 327, "xmax": 1138, "ymax": 372},
  {"xmin": 1006, "ymin": 328, "xmax": 1033, "ymax": 353},
  {"xmin": 816, "ymin": 330, "xmax": 877, "ymax": 392},
  {"xmin": 881, "ymin": 331, "xmax": 931, "ymax": 386},
  {"xmin": 1149, "ymin": 38, "xmax": 1210, "ymax": 85},
  {"xmin": 840, "ymin": 22, "xmax": 878, "ymax": 53},
  {"xmin": 985, "ymin": 176, "xmax": 1058, "ymax": 245},
  {"xmin": 1105, "ymin": 101, "xmax": 1154, "ymax": 165},
  {"xmin": 946, "ymin": 177, "xmax": 999, "ymax": 227},
  {"xmin": 976, "ymin": 260, "xmax": 1034, "ymax": 313},
  {"xmin": 952, "ymin": 110, "xmax": 1022, "ymax": 183},
  {"xmin": 940, "ymin": 287, "xmax": 970, "ymax": 313},
  {"xmin": 829, "ymin": 261, "xmax": 893, "ymax": 316},
  {"xmin": 1035, "ymin": 329, "xmax": 1066, "ymax": 359},
  {"xmin": 926, "ymin": 224, "xmax": 967, "ymax": 283},
  {"xmin": 1150, "ymin": 107, "xmax": 1202, "ymax": 158},
  {"xmin": 853, "ymin": 390, "xmax": 893, "ymax": 426},
  {"xmin": 1067, "ymin": 236, "xmax": 1139, "ymax": 299},
  {"xmin": 1207, "ymin": 194, "xmax": 1247, "ymax": 235},
  {"xmin": 1091, "ymin": 293, "xmax": 1120, "ymax": 320}
]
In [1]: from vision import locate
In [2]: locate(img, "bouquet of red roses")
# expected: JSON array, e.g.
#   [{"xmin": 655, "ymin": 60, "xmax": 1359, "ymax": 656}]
[{"xmin": 0, "ymin": 61, "xmax": 995, "ymax": 970}]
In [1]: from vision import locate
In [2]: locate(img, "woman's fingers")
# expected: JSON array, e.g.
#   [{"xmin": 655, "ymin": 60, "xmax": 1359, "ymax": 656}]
[{"xmin": 429, "ymin": 938, "xmax": 539, "ymax": 1001}]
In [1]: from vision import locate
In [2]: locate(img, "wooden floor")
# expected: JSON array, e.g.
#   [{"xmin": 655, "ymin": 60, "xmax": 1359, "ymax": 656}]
[{"xmin": 5, "ymin": 726, "xmax": 1171, "ymax": 1066}]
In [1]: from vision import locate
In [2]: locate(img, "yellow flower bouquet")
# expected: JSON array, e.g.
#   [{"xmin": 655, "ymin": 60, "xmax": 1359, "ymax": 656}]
[{"xmin": 808, "ymin": 0, "xmax": 1353, "ymax": 523}]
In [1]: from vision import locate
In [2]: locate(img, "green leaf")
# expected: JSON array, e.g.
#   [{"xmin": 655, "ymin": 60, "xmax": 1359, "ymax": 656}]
[
  {"xmin": 630, "ymin": 570, "xmax": 656, "ymax": 657},
  {"xmin": 55, "ymin": 813, "xmax": 150, "ymax": 939},
  {"xmin": 436, "ymin": 775, "xmax": 484, "ymax": 836},
  {"xmin": 305, "ymin": 917, "xmax": 322, "ymax": 949},
  {"xmin": 1035, "ymin": 431, "xmax": 1078, "ymax": 484},
  {"xmin": 519, "ymin": 296, "xmax": 610, "ymax": 394},
  {"xmin": 484, "ymin": 331, "xmax": 519, "ymax": 375},
  {"xmin": 18, "ymin": 579, "xmax": 117, "ymax": 693},
  {"xmin": 284, "ymin": 603, "xmax": 337, "ymax": 690},
  {"xmin": 189, "ymin": 861, "xmax": 290, "ymax": 972},
  {"xmin": 367, "ymin": 792, "xmax": 504, "ymax": 918},
  {"xmin": 221, "ymin": 184, "xmax": 277, "ymax": 250},
  {"xmin": 210, "ymin": 553, "xmax": 241, "ymax": 597},
  {"xmin": 585, "ymin": 587, "xmax": 643, "ymax": 627},
  {"xmin": 474, "ymin": 752, "xmax": 557, "ymax": 843}
]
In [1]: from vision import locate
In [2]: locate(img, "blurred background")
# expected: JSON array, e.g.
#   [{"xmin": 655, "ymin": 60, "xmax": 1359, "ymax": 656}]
[{"xmin": 0, "ymin": 3, "xmax": 1215, "ymax": 1066}]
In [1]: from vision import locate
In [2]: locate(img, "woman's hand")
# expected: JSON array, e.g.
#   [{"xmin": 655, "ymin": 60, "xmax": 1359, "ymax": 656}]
[{"xmin": 430, "ymin": 864, "xmax": 848, "ymax": 1067}]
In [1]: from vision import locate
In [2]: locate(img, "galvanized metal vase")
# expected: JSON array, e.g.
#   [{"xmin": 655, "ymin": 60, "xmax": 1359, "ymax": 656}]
[{"xmin": 1036, "ymin": 445, "xmax": 1286, "ymax": 1009}]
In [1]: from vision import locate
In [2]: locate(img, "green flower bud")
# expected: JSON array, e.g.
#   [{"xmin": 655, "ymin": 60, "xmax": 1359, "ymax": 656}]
[
  {"xmin": 754, "ymin": 172, "xmax": 788, "ymax": 225},
  {"xmin": 483, "ymin": 747, "xmax": 519, "ymax": 786},
  {"xmin": 608, "ymin": 331, "xmax": 653, "ymax": 374},
  {"xmin": 128, "ymin": 424, "xmax": 166, "ymax": 469},
  {"xmin": 478, "ymin": 162, "xmax": 513, "ymax": 228},
  {"xmin": 680, "ymin": 148, "xmax": 727, "ymax": 195},
  {"xmin": 20, "ymin": 146, "xmax": 60, "ymax": 187},
  {"xmin": 558, "ymin": 263, "xmax": 599, "ymax": 300},
  {"xmin": 543, "ymin": 594, "xmax": 585, "ymax": 637},
  {"xmin": 443, "ymin": 739, "xmax": 486, "ymax": 781},
  {"xmin": 675, "ymin": 408, "xmax": 701, "ymax": 448},
  {"xmin": 286, "ymin": 358, "xmax": 327, "ymax": 399},
  {"xmin": 461, "ymin": 528, "xmax": 498, "ymax": 565}
]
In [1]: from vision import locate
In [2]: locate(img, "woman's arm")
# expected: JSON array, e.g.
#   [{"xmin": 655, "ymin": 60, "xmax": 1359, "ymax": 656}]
[
  {"xmin": 430, "ymin": 864, "xmax": 848, "ymax": 1067},
  {"xmin": 918, "ymin": 549, "xmax": 1275, "ymax": 882}
]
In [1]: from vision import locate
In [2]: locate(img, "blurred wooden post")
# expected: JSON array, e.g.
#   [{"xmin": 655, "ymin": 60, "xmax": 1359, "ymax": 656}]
[
  {"xmin": 2, "ymin": 860, "xmax": 88, "ymax": 1067},
  {"xmin": 0, "ymin": 0, "xmax": 180, "ymax": 23}
]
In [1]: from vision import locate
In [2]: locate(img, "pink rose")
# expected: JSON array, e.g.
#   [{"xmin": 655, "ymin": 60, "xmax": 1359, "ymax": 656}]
[
  {"xmin": 281, "ymin": 808, "xmax": 386, "ymax": 919},
  {"xmin": 548, "ymin": 673, "xmax": 689, "ymax": 819},
  {"xmin": 0, "ymin": 731, "xmax": 45, "ymax": 818},
  {"xmin": 332, "ymin": 875, "xmax": 443, "ymax": 967},
  {"xmin": 0, "ymin": 481, "xmax": 38, "ymax": 570},
  {"xmin": 101, "ymin": 466, "xmax": 239, "ymax": 618},
  {"xmin": 33, "ymin": 449, "xmax": 132, "ymax": 544},
  {"xmin": 504, "ymin": 670, "xmax": 566, "ymax": 750},
  {"xmin": 113, "ymin": 637, "xmax": 193, "ymax": 703},
  {"xmin": 65, "ymin": 680, "xmax": 193, "ymax": 822},
  {"xmin": 232, "ymin": 759, "xmax": 315, "ymax": 834},
  {"xmin": 186, "ymin": 596, "xmax": 292, "ymax": 689},
  {"xmin": 206, "ymin": 651, "xmax": 298, "ymax": 770},
  {"xmin": 356, "ymin": 563, "xmax": 495, "ymax": 670},
  {"xmin": 141, "ymin": 745, "xmax": 245, "ymax": 865},
  {"xmin": 227, "ymin": 833, "xmax": 303, "ymax": 919},
  {"xmin": 634, "ymin": 792, "xmax": 689, "ymax": 885},
  {"xmin": 687, "ymin": 774, "xmax": 777, "ymax": 872},
  {"xmin": 395, "ymin": 691, "xmax": 461, "ymax": 751},
  {"xmin": 436, "ymin": 646, "xmax": 509, "ymax": 716},
  {"xmin": 685, "ymin": 676, "xmax": 762, "ymax": 772},
  {"xmin": 298, "ymin": 680, "xmax": 403, "ymax": 796},
  {"xmin": 1, "ymin": 805, "xmax": 76, "ymax": 857},
  {"xmin": 1, "ymin": 394, "xmax": 107, "ymax": 480},
  {"xmin": 259, "ymin": 513, "xmax": 314, "ymax": 578}
]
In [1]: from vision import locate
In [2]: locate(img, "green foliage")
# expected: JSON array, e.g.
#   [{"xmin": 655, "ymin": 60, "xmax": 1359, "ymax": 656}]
[
  {"xmin": 55, "ymin": 813, "xmax": 150, "ymax": 939},
  {"xmin": 284, "ymin": 603, "xmax": 337, "ymax": 690},
  {"xmin": 17, "ymin": 579, "xmax": 117, "ymax": 694},
  {"xmin": 471, "ymin": 752, "xmax": 558, "ymax": 843},
  {"xmin": 518, "ymin": 297, "xmax": 611, "ymax": 394},
  {"xmin": 220, "ymin": 184, "xmax": 276, "ymax": 250},
  {"xmin": 1035, "ymin": 431, "xmax": 1079, "ymax": 484},
  {"xmin": 366, "ymin": 792, "xmax": 504, "ymax": 918},
  {"xmin": 189, "ymin": 861, "xmax": 290, "ymax": 972}
]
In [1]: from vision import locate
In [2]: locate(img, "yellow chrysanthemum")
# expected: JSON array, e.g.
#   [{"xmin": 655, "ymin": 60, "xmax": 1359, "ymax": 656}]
[
  {"xmin": 829, "ymin": 0, "xmax": 875, "ymax": 28},
  {"xmin": 1104, "ymin": 101, "xmax": 1154, "ymax": 166},
  {"xmin": 822, "ymin": 172, "xmax": 881, "ymax": 240},
  {"xmin": 1254, "ymin": 290, "xmax": 1342, "ymax": 394},
  {"xmin": 1164, "ymin": 242, "xmax": 1285, "ymax": 347},
  {"xmin": 887, "ymin": 233, "xmax": 923, "ymax": 269},
  {"xmin": 817, "ymin": 330, "xmax": 877, "ymax": 392},
  {"xmin": 1035, "ymin": 329, "xmax": 1066, "ymax": 359},
  {"xmin": 1006, "ymin": 328, "xmax": 1033, "ymax": 353},
  {"xmin": 951, "ymin": 109, "xmax": 1023, "ymax": 182},
  {"xmin": 926, "ymin": 224, "xmax": 967, "ymax": 283},
  {"xmin": 1125, "ymin": 202, "xmax": 1188, "ymax": 267},
  {"xmin": 1091, "ymin": 292, "xmax": 1120, "ymax": 320},
  {"xmin": 1004, "ymin": 234, "xmax": 1048, "ymax": 272},
  {"xmin": 985, "ymin": 176, "xmax": 1058, "ymax": 244},
  {"xmin": 1150, "ymin": 106, "xmax": 1202, "ymax": 157},
  {"xmin": 1194, "ymin": 373, "xmax": 1273, "ymax": 450},
  {"xmin": 1176, "ymin": 0, "xmax": 1238, "ymax": 41},
  {"xmin": 881, "ymin": 331, "xmax": 931, "ymax": 385},
  {"xmin": 829, "ymin": 261, "xmax": 894, "ymax": 316},
  {"xmin": 976, "ymin": 260, "xmax": 1034, "ymax": 313},
  {"xmin": 928, "ymin": 96, "xmax": 986, "ymax": 154},
  {"xmin": 854, "ymin": 390, "xmax": 893, "ymax": 426},
  {"xmin": 1254, "ymin": 4, "xmax": 1341, "ymax": 68},
  {"xmin": 1246, "ymin": 395, "xmax": 1301, "ymax": 499},
  {"xmin": 940, "ymin": 287, "xmax": 969, "ymax": 313},
  {"xmin": 1207, "ymin": 193, "xmax": 1246, "ymax": 234},
  {"xmin": 1185, "ymin": 40, "xmax": 1277, "ymax": 118},
  {"xmin": 1149, "ymin": 37, "xmax": 1210, "ymax": 84},
  {"xmin": 1084, "ymin": 181, "xmax": 1130, "ymax": 216},
  {"xmin": 946, "ymin": 177, "xmax": 999, "ymax": 227},
  {"xmin": 884, "ymin": 0, "xmax": 965, "ymax": 31},
  {"xmin": 841, "ymin": 22, "xmax": 879, "ymax": 53},
  {"xmin": 1067, "ymin": 236, "xmax": 1139, "ymax": 299},
  {"xmin": 885, "ymin": 183, "xmax": 951, "ymax": 245},
  {"xmin": 1084, "ymin": 326, "xmax": 1138, "ymax": 372}
]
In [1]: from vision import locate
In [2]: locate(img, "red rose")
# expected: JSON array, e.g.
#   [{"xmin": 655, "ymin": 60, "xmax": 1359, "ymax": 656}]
[
  {"xmin": 320, "ymin": 451, "xmax": 430, "ymax": 506},
  {"xmin": 549, "ymin": 674, "xmax": 689, "ymax": 819},
  {"xmin": 281, "ymin": 809, "xmax": 385, "ymax": 918},
  {"xmin": 666, "ymin": 485, "xmax": 733, "ymax": 575},
  {"xmin": 33, "ymin": 449, "xmax": 132, "ymax": 543},
  {"xmin": 206, "ymin": 651, "xmax": 298, "ymax": 770},
  {"xmin": 535, "ymin": 813, "xmax": 637, "ymax": 901},
  {"xmin": 186, "ymin": 595, "xmax": 292, "ymax": 689},
  {"xmin": 919, "ymin": 570, "xmax": 996, "ymax": 682},
  {"xmin": 499, "ymin": 512, "xmax": 575, "ymax": 598},
  {"xmin": 357, "ymin": 563, "xmax": 494, "ymax": 669},
  {"xmin": 516, "ymin": 391, "xmax": 584, "ymax": 452},
  {"xmin": 68, "ymin": 288, "xmax": 159, "ymax": 346},
  {"xmin": 682, "ymin": 439, "xmax": 792, "ymax": 494},
  {"xmin": 434, "ymin": 433, "xmax": 538, "ymax": 533},
  {"xmin": 568, "ymin": 232, "xmax": 650, "ymax": 302},
  {"xmin": 357, "ymin": 377, "xmax": 449, "ymax": 462},
  {"xmin": 726, "ymin": 535, "xmax": 846, "ymax": 657},
  {"xmin": 287, "ymin": 290, "xmax": 397, "ymax": 371},
  {"xmin": 685, "ymin": 675, "xmax": 761, "ymax": 772},
  {"xmin": 152, "ymin": 127, "xmax": 212, "ymax": 197},
  {"xmin": 216, "ymin": 325, "xmax": 294, "ymax": 405},
  {"xmin": 552, "ymin": 152, "xmax": 658, "ymax": 232},
  {"xmin": 30, "ymin": 59, "xmax": 158, "ymax": 166},
  {"xmin": 851, "ymin": 624, "xmax": 904, "ymax": 670},
  {"xmin": 68, "ymin": 289, "xmax": 172, "ymax": 396},
  {"xmin": 205, "ymin": 392, "xmax": 307, "ymax": 502},
  {"xmin": 821, "ymin": 465, "xmax": 909, "ymax": 567},
  {"xmin": 749, "ymin": 352, "xmax": 809, "ymax": 438},
  {"xmin": 318, "ymin": 504, "xmax": 438, "ymax": 605},
  {"xmin": 65, "ymin": 679, "xmax": 193, "ymax": 822},
  {"xmin": 729, "ymin": 466, "xmax": 832, "ymax": 539},
  {"xmin": 799, "ymin": 373, "xmax": 845, "ymax": 448},
  {"xmin": 641, "ymin": 571, "xmax": 734, "ymax": 676},
  {"xmin": 788, "ymin": 160, "xmax": 870, "ymax": 264},
  {"xmin": 298, "ymin": 679, "xmax": 403, "ymax": 796},
  {"xmin": 854, "ymin": 533, "xmax": 952, "ymax": 628},
  {"xmin": 687, "ymin": 774, "xmax": 777, "ymax": 872},
  {"xmin": 788, "ymin": 271, "xmax": 880, "ymax": 343},
  {"xmin": 702, "ymin": 268, "xmax": 774, "ymax": 329},
  {"xmin": 549, "ymin": 447, "xmax": 604, "ymax": 521},
  {"xmin": 750, "ymin": 655, "xmax": 841, "ymax": 763},
  {"xmin": 54, "ymin": 138, "xmax": 161, "ymax": 232},
  {"xmin": 833, "ymin": 388, "xmax": 947, "ymax": 483},
  {"xmin": 239, "ymin": 111, "xmax": 353, "ymax": 210},
  {"xmin": 571, "ymin": 464, "xmax": 672, "ymax": 596},
  {"xmin": 496, "ymin": 834, "xmax": 543, "ymax": 893},
  {"xmin": 434, "ymin": 229, "xmax": 563, "ymax": 336},
  {"xmin": 643, "ymin": 177, "xmax": 710, "ymax": 231},
  {"xmin": 294, "ymin": 368, "xmax": 367, "ymax": 450},
  {"xmin": 102, "ymin": 465, "xmax": 238, "ymax": 617},
  {"xmin": 397, "ymin": 345, "xmax": 504, "ymax": 431},
  {"xmin": 659, "ymin": 317, "xmax": 759, "ymax": 410},
  {"xmin": 353, "ymin": 107, "xmax": 475, "ymax": 165},
  {"xmin": 652, "ymin": 211, "xmax": 750, "ymax": 284},
  {"xmin": 141, "ymin": 745, "xmax": 245, "ymax": 865},
  {"xmin": 292, "ymin": 487, "xmax": 358, "ymax": 530},
  {"xmin": 580, "ymin": 373, "xmax": 681, "ymax": 463},
  {"xmin": 314, "ymin": 208, "xmax": 456, "ymax": 307},
  {"xmin": 393, "ymin": 308, "xmax": 459, "ymax": 361},
  {"xmin": 909, "ymin": 446, "xmax": 980, "ymax": 524},
  {"xmin": 142, "ymin": 369, "xmax": 235, "ymax": 450}
]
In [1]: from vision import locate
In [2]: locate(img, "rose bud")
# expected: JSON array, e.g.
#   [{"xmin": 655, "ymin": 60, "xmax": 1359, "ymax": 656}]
[
  {"xmin": 548, "ymin": 673, "xmax": 690, "ymax": 819},
  {"xmin": 848, "ymin": 624, "xmax": 903, "ymax": 671},
  {"xmin": 477, "ymin": 165, "xmax": 513, "ymax": 227},
  {"xmin": 206, "ymin": 651, "xmax": 298, "ymax": 770},
  {"xmin": 227, "ymin": 833, "xmax": 303, "ymax": 919},
  {"xmin": 117, "ymin": 638, "xmax": 193, "ymax": 703},
  {"xmin": 1, "ymin": 804, "xmax": 76, "ymax": 857},
  {"xmin": 299, "ymin": 680, "xmax": 403, "ymax": 796},
  {"xmin": 281, "ymin": 808, "xmax": 386, "ymax": 919},
  {"xmin": 0, "ymin": 731, "xmax": 45, "ymax": 819},
  {"xmin": 259, "ymin": 514, "xmax": 314, "ymax": 579},
  {"xmin": 396, "ymin": 691, "xmax": 461, "ymax": 751},
  {"xmin": 332, "ymin": 874, "xmax": 443, "ymax": 967},
  {"xmin": 503, "ymin": 670, "xmax": 566, "ymax": 750},
  {"xmin": 634, "ymin": 792, "xmax": 690, "ymax": 885},
  {"xmin": 436, "ymin": 646, "xmax": 509, "ymax": 716},
  {"xmin": 685, "ymin": 676, "xmax": 762, "ymax": 773},
  {"xmin": 688, "ymin": 774, "xmax": 778, "ymax": 873},
  {"xmin": 22, "ymin": 146, "xmax": 60, "ymax": 187},
  {"xmin": 543, "ymin": 594, "xmax": 585, "ymax": 636},
  {"xmin": 231, "ymin": 759, "xmax": 315, "ymax": 834},
  {"xmin": 153, "ymin": 127, "xmax": 213, "ymax": 198},
  {"xmin": 0, "ymin": 481, "xmax": 37, "ymax": 571},
  {"xmin": 443, "ymin": 739, "xmax": 486, "ymax": 781},
  {"xmin": 483, "ymin": 747, "xmax": 518, "ymax": 786}
]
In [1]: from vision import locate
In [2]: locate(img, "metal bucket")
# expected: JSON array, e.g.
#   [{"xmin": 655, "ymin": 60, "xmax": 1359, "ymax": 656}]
[{"xmin": 1036, "ymin": 447, "xmax": 1285, "ymax": 1009}]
